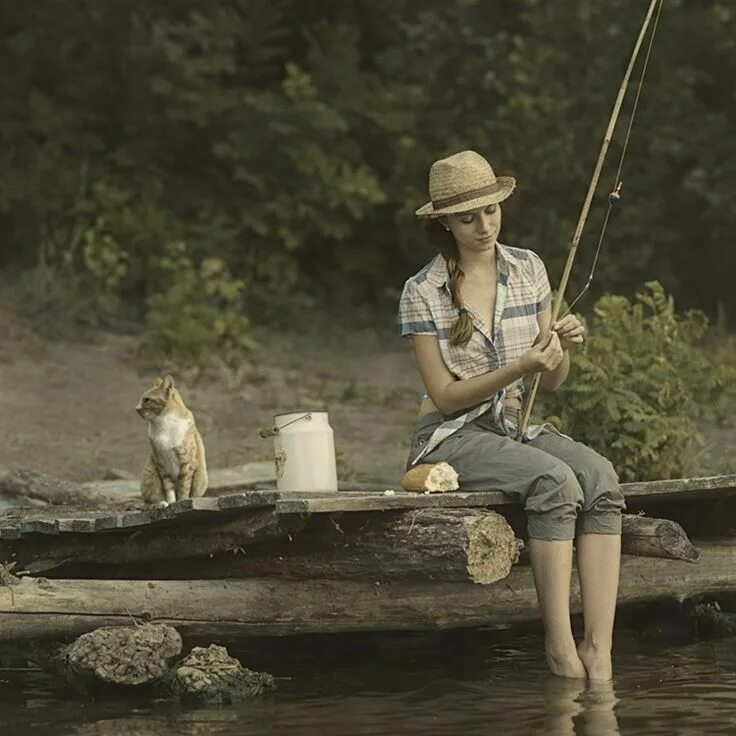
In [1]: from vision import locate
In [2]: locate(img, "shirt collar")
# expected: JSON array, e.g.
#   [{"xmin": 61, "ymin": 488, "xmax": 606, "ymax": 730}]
[{"xmin": 424, "ymin": 242, "xmax": 521, "ymax": 288}]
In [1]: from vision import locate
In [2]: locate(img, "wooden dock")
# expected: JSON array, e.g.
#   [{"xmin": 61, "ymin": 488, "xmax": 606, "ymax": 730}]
[
  {"xmin": 0, "ymin": 474, "xmax": 735, "ymax": 641},
  {"xmin": 2, "ymin": 474, "xmax": 734, "ymax": 541}
]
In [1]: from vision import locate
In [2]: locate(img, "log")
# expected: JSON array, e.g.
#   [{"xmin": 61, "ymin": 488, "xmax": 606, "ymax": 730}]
[
  {"xmin": 622, "ymin": 514, "xmax": 699, "ymax": 561},
  {"xmin": 2, "ymin": 539, "xmax": 735, "ymax": 641},
  {"xmin": 1, "ymin": 508, "xmax": 305, "ymax": 575},
  {"xmin": 209, "ymin": 507, "xmax": 521, "ymax": 585},
  {"xmin": 56, "ymin": 508, "xmax": 522, "ymax": 585}
]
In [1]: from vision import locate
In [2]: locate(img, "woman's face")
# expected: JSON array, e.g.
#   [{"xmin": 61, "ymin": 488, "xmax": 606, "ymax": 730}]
[{"xmin": 443, "ymin": 203, "xmax": 502, "ymax": 254}]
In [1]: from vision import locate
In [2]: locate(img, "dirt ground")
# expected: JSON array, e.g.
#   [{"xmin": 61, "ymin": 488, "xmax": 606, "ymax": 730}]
[
  {"xmin": 2, "ymin": 302, "xmax": 733, "ymax": 488},
  {"xmin": 0, "ymin": 304, "xmax": 423, "ymax": 486}
]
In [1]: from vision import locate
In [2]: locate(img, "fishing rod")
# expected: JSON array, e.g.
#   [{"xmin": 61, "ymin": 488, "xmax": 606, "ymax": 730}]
[{"xmin": 516, "ymin": 0, "xmax": 664, "ymax": 441}]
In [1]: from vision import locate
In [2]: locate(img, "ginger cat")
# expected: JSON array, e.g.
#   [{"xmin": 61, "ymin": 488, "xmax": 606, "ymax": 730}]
[{"xmin": 136, "ymin": 375, "xmax": 208, "ymax": 507}]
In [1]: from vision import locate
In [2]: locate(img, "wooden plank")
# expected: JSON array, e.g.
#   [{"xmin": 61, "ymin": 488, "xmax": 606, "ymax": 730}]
[
  {"xmin": 215, "ymin": 491, "xmax": 280, "ymax": 510},
  {"xmin": 93, "ymin": 516, "xmax": 124, "ymax": 532},
  {"xmin": 2, "ymin": 539, "xmax": 736, "ymax": 641},
  {"xmin": 57, "ymin": 519, "xmax": 96, "ymax": 534},
  {"xmin": 622, "ymin": 474, "xmax": 736, "ymax": 502},
  {"xmin": 1, "ymin": 503, "xmax": 138, "ymax": 525},
  {"xmin": 118, "ymin": 509, "xmax": 158, "ymax": 528},
  {"xmin": 19, "ymin": 519, "xmax": 59, "ymax": 535},
  {"xmin": 114, "ymin": 499, "xmax": 215, "ymax": 528},
  {"xmin": 3, "ymin": 476, "xmax": 733, "ymax": 538},
  {"xmin": 110, "ymin": 493, "xmax": 280, "ymax": 529},
  {"xmin": 275, "ymin": 491, "xmax": 512, "ymax": 514},
  {"xmin": 277, "ymin": 475, "xmax": 736, "ymax": 514},
  {"xmin": 0, "ymin": 491, "xmax": 281, "ymax": 539}
]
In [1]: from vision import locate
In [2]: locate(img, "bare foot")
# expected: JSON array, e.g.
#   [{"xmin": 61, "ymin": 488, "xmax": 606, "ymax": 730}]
[
  {"xmin": 545, "ymin": 641, "xmax": 587, "ymax": 679},
  {"xmin": 577, "ymin": 640, "xmax": 613, "ymax": 682}
]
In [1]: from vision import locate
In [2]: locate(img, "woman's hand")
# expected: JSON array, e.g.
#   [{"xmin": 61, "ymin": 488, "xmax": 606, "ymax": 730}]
[
  {"xmin": 518, "ymin": 331, "xmax": 564, "ymax": 375},
  {"xmin": 552, "ymin": 315, "xmax": 585, "ymax": 351}
]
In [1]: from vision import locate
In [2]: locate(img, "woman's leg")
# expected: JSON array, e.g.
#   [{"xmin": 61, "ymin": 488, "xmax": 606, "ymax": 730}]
[
  {"xmin": 529, "ymin": 538, "xmax": 586, "ymax": 678},
  {"xmin": 410, "ymin": 420, "xmax": 586, "ymax": 677},
  {"xmin": 575, "ymin": 533, "xmax": 621, "ymax": 681},
  {"xmin": 527, "ymin": 432, "xmax": 625, "ymax": 681}
]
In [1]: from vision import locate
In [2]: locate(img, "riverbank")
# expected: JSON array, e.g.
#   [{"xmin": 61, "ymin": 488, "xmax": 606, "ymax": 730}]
[{"xmin": 0, "ymin": 304, "xmax": 421, "ymax": 487}]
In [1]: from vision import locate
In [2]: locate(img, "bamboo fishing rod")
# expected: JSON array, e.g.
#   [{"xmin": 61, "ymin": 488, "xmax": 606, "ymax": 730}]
[{"xmin": 516, "ymin": 0, "xmax": 662, "ymax": 441}]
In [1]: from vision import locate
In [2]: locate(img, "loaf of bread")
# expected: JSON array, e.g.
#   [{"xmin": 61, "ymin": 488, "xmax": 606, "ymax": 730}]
[{"xmin": 400, "ymin": 461, "xmax": 459, "ymax": 493}]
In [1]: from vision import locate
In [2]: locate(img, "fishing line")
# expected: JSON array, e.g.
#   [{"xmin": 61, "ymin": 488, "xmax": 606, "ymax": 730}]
[
  {"xmin": 517, "ymin": 0, "xmax": 665, "ymax": 440},
  {"xmin": 558, "ymin": 0, "xmax": 664, "ymax": 321}
]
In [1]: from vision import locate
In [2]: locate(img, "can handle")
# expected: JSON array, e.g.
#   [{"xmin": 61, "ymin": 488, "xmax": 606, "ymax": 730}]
[{"xmin": 258, "ymin": 411, "xmax": 312, "ymax": 439}]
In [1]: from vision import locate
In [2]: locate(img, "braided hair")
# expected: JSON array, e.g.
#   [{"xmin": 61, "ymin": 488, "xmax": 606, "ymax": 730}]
[{"xmin": 427, "ymin": 219, "xmax": 474, "ymax": 347}]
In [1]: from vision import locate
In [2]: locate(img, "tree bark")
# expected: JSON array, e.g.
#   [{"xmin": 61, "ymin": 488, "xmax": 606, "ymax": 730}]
[
  {"xmin": 2, "ymin": 539, "xmax": 735, "ymax": 642},
  {"xmin": 622, "ymin": 514, "xmax": 699, "ymax": 561},
  {"xmin": 48, "ymin": 508, "xmax": 521, "ymax": 585},
  {"xmin": 206, "ymin": 508, "xmax": 521, "ymax": 585}
]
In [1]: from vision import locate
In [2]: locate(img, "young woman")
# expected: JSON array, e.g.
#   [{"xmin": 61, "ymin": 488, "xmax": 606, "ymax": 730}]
[{"xmin": 399, "ymin": 150, "xmax": 625, "ymax": 682}]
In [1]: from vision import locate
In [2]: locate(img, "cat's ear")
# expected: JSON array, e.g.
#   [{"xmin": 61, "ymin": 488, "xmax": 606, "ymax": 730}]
[
  {"xmin": 153, "ymin": 377, "xmax": 163, "ymax": 388},
  {"xmin": 162, "ymin": 374, "xmax": 175, "ymax": 396}
]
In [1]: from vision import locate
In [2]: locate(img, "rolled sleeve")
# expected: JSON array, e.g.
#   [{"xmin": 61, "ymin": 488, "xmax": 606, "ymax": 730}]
[
  {"xmin": 398, "ymin": 280, "xmax": 436, "ymax": 337},
  {"xmin": 528, "ymin": 251, "xmax": 552, "ymax": 313}
]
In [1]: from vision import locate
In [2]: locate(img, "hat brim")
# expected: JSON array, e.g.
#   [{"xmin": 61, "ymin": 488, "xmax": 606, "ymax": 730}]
[{"xmin": 415, "ymin": 176, "xmax": 516, "ymax": 218}]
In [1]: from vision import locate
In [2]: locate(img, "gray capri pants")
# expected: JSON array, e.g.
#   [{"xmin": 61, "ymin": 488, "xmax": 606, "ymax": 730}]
[{"xmin": 407, "ymin": 412, "xmax": 625, "ymax": 541}]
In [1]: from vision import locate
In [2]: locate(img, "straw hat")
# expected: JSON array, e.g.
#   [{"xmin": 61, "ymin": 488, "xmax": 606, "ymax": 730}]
[{"xmin": 415, "ymin": 150, "xmax": 516, "ymax": 218}]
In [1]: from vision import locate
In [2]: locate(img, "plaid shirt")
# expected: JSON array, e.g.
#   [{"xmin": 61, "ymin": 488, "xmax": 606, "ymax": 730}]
[{"xmin": 398, "ymin": 242, "xmax": 553, "ymax": 464}]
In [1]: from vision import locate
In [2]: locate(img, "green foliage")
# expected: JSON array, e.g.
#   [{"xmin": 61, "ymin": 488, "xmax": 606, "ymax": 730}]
[
  {"xmin": 139, "ymin": 244, "xmax": 251, "ymax": 368},
  {"xmin": 540, "ymin": 282, "xmax": 736, "ymax": 482},
  {"xmin": 1, "ymin": 0, "xmax": 735, "ymax": 327}
]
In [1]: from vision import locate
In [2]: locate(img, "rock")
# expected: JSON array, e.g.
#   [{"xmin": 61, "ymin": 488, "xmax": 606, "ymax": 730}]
[
  {"xmin": 0, "ymin": 468, "xmax": 89, "ymax": 506},
  {"xmin": 63, "ymin": 624, "xmax": 182, "ymax": 686},
  {"xmin": 634, "ymin": 599, "xmax": 695, "ymax": 641},
  {"xmin": 207, "ymin": 462, "xmax": 276, "ymax": 489},
  {"xmin": 102, "ymin": 468, "xmax": 137, "ymax": 481},
  {"xmin": 171, "ymin": 644, "xmax": 275, "ymax": 703},
  {"xmin": 689, "ymin": 601, "xmax": 736, "ymax": 639}
]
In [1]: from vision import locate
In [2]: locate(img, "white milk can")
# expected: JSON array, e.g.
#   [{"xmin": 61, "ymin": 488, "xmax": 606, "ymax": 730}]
[{"xmin": 265, "ymin": 411, "xmax": 338, "ymax": 493}]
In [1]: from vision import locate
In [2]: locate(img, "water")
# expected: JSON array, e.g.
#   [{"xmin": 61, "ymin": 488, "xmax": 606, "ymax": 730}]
[{"xmin": 2, "ymin": 628, "xmax": 736, "ymax": 735}]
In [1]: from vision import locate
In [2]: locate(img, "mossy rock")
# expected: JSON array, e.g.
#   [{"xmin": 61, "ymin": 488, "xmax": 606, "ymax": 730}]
[
  {"xmin": 62, "ymin": 624, "xmax": 182, "ymax": 686},
  {"xmin": 166, "ymin": 644, "xmax": 275, "ymax": 704}
]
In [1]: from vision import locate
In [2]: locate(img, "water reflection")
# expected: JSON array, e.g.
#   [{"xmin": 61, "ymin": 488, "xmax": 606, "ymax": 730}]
[
  {"xmin": 70, "ymin": 710, "xmax": 240, "ymax": 736},
  {"xmin": 537, "ymin": 678, "xmax": 620, "ymax": 736}
]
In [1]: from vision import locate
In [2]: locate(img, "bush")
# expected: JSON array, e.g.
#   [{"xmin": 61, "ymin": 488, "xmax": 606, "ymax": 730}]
[
  {"xmin": 540, "ymin": 282, "xmax": 736, "ymax": 482},
  {"xmin": 139, "ymin": 243, "xmax": 251, "ymax": 369}
]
